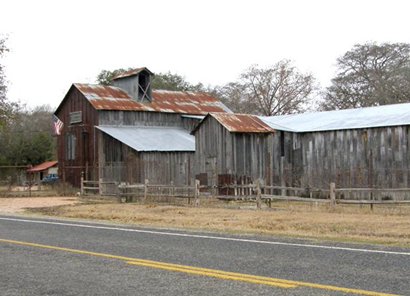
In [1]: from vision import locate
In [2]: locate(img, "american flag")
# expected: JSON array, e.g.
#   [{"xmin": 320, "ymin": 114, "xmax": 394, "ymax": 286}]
[{"xmin": 53, "ymin": 115, "xmax": 64, "ymax": 135}]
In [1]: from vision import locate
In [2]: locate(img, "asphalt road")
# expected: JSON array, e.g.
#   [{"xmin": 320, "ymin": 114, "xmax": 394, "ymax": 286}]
[{"xmin": 0, "ymin": 215, "xmax": 409, "ymax": 296}]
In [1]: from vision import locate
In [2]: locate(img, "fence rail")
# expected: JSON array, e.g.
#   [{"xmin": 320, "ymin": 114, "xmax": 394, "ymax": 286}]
[{"xmin": 80, "ymin": 176, "xmax": 410, "ymax": 210}]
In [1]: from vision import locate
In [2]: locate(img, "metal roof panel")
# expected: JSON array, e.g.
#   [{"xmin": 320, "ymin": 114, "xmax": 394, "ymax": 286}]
[
  {"xmin": 96, "ymin": 126, "xmax": 195, "ymax": 152},
  {"xmin": 210, "ymin": 113, "xmax": 275, "ymax": 133},
  {"xmin": 75, "ymin": 84, "xmax": 231, "ymax": 115},
  {"xmin": 260, "ymin": 103, "xmax": 410, "ymax": 132},
  {"xmin": 27, "ymin": 161, "xmax": 58, "ymax": 172}
]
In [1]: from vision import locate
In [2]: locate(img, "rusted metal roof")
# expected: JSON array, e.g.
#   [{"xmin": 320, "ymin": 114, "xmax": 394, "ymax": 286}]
[
  {"xmin": 193, "ymin": 113, "xmax": 275, "ymax": 133},
  {"xmin": 27, "ymin": 161, "xmax": 58, "ymax": 173},
  {"xmin": 112, "ymin": 67, "xmax": 153, "ymax": 80},
  {"xmin": 74, "ymin": 84, "xmax": 231, "ymax": 115}
]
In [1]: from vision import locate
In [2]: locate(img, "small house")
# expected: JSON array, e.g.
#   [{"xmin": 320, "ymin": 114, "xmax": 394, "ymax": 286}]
[{"xmin": 27, "ymin": 161, "xmax": 58, "ymax": 184}]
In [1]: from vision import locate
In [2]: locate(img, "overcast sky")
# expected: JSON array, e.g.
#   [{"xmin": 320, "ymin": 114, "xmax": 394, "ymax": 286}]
[{"xmin": 1, "ymin": 0, "xmax": 410, "ymax": 109}]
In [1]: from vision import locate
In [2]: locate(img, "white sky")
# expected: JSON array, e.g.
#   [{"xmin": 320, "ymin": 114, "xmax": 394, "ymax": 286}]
[{"xmin": 1, "ymin": 0, "xmax": 410, "ymax": 109}]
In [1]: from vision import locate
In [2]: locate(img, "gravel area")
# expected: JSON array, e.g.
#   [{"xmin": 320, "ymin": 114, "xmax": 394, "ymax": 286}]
[{"xmin": 0, "ymin": 197, "xmax": 78, "ymax": 214}]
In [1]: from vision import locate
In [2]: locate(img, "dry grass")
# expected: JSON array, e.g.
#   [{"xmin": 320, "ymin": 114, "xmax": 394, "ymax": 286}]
[{"xmin": 28, "ymin": 199, "xmax": 410, "ymax": 247}]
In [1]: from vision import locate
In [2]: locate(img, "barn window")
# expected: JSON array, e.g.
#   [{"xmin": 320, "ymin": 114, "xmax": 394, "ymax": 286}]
[
  {"xmin": 66, "ymin": 133, "xmax": 76, "ymax": 160},
  {"xmin": 69, "ymin": 111, "xmax": 82, "ymax": 124}
]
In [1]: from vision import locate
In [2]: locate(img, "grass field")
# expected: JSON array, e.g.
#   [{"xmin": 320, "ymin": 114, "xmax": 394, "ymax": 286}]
[{"xmin": 27, "ymin": 198, "xmax": 410, "ymax": 247}]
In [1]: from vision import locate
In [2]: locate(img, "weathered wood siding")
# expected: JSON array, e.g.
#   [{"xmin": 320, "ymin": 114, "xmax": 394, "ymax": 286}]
[
  {"xmin": 55, "ymin": 87, "xmax": 99, "ymax": 187},
  {"xmin": 195, "ymin": 116, "xmax": 274, "ymax": 188},
  {"xmin": 294, "ymin": 126, "xmax": 410, "ymax": 191},
  {"xmin": 98, "ymin": 111, "xmax": 200, "ymax": 131},
  {"xmin": 195, "ymin": 115, "xmax": 410, "ymax": 199},
  {"xmin": 99, "ymin": 132, "xmax": 194, "ymax": 186}
]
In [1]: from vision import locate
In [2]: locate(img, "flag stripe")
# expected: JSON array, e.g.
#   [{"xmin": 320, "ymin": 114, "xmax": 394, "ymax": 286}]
[{"xmin": 53, "ymin": 115, "xmax": 64, "ymax": 135}]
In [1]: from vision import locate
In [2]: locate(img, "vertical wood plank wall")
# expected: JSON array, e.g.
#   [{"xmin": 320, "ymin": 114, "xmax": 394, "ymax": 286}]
[
  {"xmin": 55, "ymin": 87, "xmax": 99, "ymax": 187},
  {"xmin": 194, "ymin": 116, "xmax": 410, "ymax": 198},
  {"xmin": 99, "ymin": 133, "xmax": 194, "ymax": 186}
]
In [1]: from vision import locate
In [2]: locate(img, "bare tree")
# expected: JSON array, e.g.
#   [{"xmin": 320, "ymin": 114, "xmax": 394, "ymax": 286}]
[
  {"xmin": 221, "ymin": 61, "xmax": 316, "ymax": 116},
  {"xmin": 215, "ymin": 82, "xmax": 259, "ymax": 114},
  {"xmin": 321, "ymin": 42, "xmax": 410, "ymax": 110}
]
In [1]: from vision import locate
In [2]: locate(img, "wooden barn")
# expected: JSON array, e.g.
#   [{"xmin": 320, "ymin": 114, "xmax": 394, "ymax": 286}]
[
  {"xmin": 192, "ymin": 113, "xmax": 276, "ymax": 190},
  {"xmin": 194, "ymin": 104, "xmax": 410, "ymax": 199},
  {"xmin": 54, "ymin": 67, "xmax": 230, "ymax": 188},
  {"xmin": 261, "ymin": 103, "xmax": 410, "ymax": 193}
]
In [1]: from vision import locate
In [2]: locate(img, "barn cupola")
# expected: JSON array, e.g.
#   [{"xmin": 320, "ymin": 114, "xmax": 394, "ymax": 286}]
[{"xmin": 111, "ymin": 67, "xmax": 154, "ymax": 102}]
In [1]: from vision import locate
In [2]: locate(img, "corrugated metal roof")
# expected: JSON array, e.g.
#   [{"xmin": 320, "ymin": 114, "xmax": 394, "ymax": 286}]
[
  {"xmin": 112, "ymin": 67, "xmax": 153, "ymax": 80},
  {"xmin": 192, "ymin": 113, "xmax": 275, "ymax": 133},
  {"xmin": 74, "ymin": 84, "xmax": 231, "ymax": 115},
  {"xmin": 96, "ymin": 126, "xmax": 195, "ymax": 152},
  {"xmin": 27, "ymin": 161, "xmax": 58, "ymax": 172},
  {"xmin": 260, "ymin": 103, "xmax": 410, "ymax": 133}
]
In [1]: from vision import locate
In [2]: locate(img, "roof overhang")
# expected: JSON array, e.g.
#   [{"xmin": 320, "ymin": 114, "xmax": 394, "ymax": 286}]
[{"xmin": 96, "ymin": 126, "xmax": 195, "ymax": 152}]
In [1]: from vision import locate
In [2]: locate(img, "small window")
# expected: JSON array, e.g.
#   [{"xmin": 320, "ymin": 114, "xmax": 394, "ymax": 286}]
[
  {"xmin": 66, "ymin": 133, "xmax": 76, "ymax": 160},
  {"xmin": 69, "ymin": 111, "xmax": 82, "ymax": 124}
]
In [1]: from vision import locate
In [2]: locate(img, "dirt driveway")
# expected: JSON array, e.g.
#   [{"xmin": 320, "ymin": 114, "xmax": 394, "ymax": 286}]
[{"xmin": 0, "ymin": 197, "xmax": 78, "ymax": 214}]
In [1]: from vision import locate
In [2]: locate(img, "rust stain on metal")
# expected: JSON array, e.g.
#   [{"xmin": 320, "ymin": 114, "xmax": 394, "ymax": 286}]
[
  {"xmin": 75, "ymin": 84, "xmax": 229, "ymax": 115},
  {"xmin": 211, "ymin": 113, "xmax": 275, "ymax": 133}
]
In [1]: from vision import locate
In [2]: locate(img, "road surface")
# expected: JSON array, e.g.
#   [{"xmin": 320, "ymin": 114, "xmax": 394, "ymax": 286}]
[{"xmin": 0, "ymin": 215, "xmax": 409, "ymax": 295}]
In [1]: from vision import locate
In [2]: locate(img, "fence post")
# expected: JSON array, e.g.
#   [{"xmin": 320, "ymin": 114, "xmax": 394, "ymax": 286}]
[
  {"xmin": 195, "ymin": 179, "xmax": 200, "ymax": 207},
  {"xmin": 330, "ymin": 182, "xmax": 336, "ymax": 208},
  {"xmin": 256, "ymin": 179, "xmax": 262, "ymax": 210},
  {"xmin": 99, "ymin": 178, "xmax": 103, "ymax": 195},
  {"xmin": 80, "ymin": 171, "xmax": 84, "ymax": 196},
  {"xmin": 144, "ymin": 179, "xmax": 149, "ymax": 202}
]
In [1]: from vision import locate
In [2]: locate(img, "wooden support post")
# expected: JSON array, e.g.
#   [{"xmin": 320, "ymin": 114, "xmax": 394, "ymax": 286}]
[
  {"xmin": 330, "ymin": 182, "xmax": 336, "ymax": 208},
  {"xmin": 99, "ymin": 178, "xmax": 103, "ymax": 196},
  {"xmin": 194, "ymin": 179, "xmax": 200, "ymax": 207},
  {"xmin": 280, "ymin": 156, "xmax": 286, "ymax": 197},
  {"xmin": 80, "ymin": 172, "xmax": 84, "ymax": 196},
  {"xmin": 144, "ymin": 179, "xmax": 149, "ymax": 202},
  {"xmin": 256, "ymin": 179, "xmax": 262, "ymax": 210}
]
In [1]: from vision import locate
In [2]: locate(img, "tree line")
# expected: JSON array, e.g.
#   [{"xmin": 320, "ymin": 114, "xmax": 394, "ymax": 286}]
[
  {"xmin": 1, "ymin": 38, "xmax": 410, "ymax": 166},
  {"xmin": 98, "ymin": 42, "xmax": 410, "ymax": 116}
]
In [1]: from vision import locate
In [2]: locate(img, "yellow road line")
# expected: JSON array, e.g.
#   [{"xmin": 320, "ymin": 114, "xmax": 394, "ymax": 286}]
[
  {"xmin": 127, "ymin": 260, "xmax": 296, "ymax": 288},
  {"xmin": 127, "ymin": 261, "xmax": 295, "ymax": 288},
  {"xmin": 0, "ymin": 238, "xmax": 398, "ymax": 296}
]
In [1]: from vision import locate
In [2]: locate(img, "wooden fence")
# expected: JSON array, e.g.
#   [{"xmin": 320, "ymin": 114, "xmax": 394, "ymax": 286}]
[
  {"xmin": 117, "ymin": 179, "xmax": 201, "ymax": 206},
  {"xmin": 80, "ymin": 177, "xmax": 410, "ymax": 210}
]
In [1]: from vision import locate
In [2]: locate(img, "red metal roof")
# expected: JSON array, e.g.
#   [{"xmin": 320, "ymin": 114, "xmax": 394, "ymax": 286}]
[
  {"xmin": 27, "ymin": 161, "xmax": 58, "ymax": 173},
  {"xmin": 207, "ymin": 113, "xmax": 275, "ymax": 133},
  {"xmin": 74, "ymin": 84, "xmax": 231, "ymax": 115}
]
